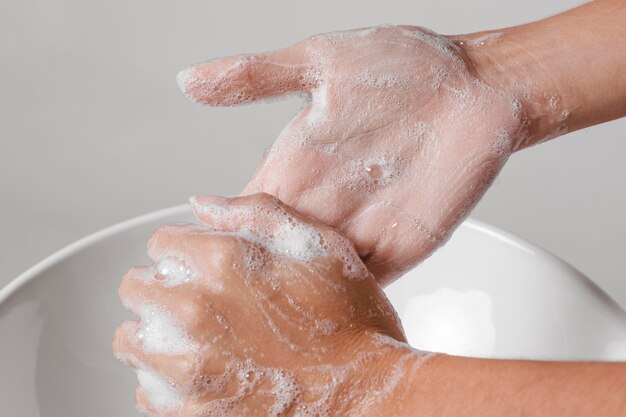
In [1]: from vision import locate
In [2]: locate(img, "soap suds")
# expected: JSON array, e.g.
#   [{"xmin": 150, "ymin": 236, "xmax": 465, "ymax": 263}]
[
  {"xmin": 152, "ymin": 255, "xmax": 198, "ymax": 287},
  {"xmin": 238, "ymin": 220, "xmax": 328, "ymax": 262},
  {"xmin": 176, "ymin": 67, "xmax": 193, "ymax": 96},
  {"xmin": 136, "ymin": 368, "xmax": 183, "ymax": 413},
  {"xmin": 306, "ymin": 82, "xmax": 329, "ymax": 126},
  {"xmin": 190, "ymin": 198, "xmax": 369, "ymax": 280},
  {"xmin": 135, "ymin": 304, "xmax": 198, "ymax": 355}
]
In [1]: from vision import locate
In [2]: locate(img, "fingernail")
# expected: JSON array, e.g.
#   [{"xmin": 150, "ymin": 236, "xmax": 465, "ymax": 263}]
[
  {"xmin": 189, "ymin": 195, "xmax": 229, "ymax": 207},
  {"xmin": 176, "ymin": 67, "xmax": 194, "ymax": 93}
]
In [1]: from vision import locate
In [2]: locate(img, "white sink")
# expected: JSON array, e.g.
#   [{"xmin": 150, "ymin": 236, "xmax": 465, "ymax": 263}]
[{"xmin": 1, "ymin": 205, "xmax": 625, "ymax": 417}]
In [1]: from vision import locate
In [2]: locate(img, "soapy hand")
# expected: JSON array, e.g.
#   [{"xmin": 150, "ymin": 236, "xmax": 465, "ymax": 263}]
[
  {"xmin": 113, "ymin": 193, "xmax": 425, "ymax": 417},
  {"xmin": 177, "ymin": 25, "xmax": 527, "ymax": 283}
]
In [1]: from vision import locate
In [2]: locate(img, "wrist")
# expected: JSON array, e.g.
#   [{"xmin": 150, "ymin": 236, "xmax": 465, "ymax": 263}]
[
  {"xmin": 330, "ymin": 332, "xmax": 436, "ymax": 416},
  {"xmin": 453, "ymin": 0, "xmax": 626, "ymax": 150},
  {"xmin": 453, "ymin": 30, "xmax": 570, "ymax": 150}
]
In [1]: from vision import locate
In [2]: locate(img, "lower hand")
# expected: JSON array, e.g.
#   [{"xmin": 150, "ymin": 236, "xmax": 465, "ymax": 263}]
[{"xmin": 113, "ymin": 193, "xmax": 425, "ymax": 416}]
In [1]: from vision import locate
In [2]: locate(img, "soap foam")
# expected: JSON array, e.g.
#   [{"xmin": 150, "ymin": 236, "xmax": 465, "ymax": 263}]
[
  {"xmin": 152, "ymin": 255, "xmax": 198, "ymax": 287},
  {"xmin": 191, "ymin": 199, "xmax": 327, "ymax": 262},
  {"xmin": 268, "ymin": 369, "xmax": 301, "ymax": 416},
  {"xmin": 137, "ymin": 245, "xmax": 225, "ymax": 292},
  {"xmin": 135, "ymin": 304, "xmax": 198, "ymax": 355},
  {"xmin": 239, "ymin": 220, "xmax": 327, "ymax": 262},
  {"xmin": 136, "ymin": 368, "xmax": 183, "ymax": 413},
  {"xmin": 176, "ymin": 67, "xmax": 193, "ymax": 96},
  {"xmin": 196, "ymin": 360, "xmax": 302, "ymax": 416},
  {"xmin": 191, "ymin": 198, "xmax": 369, "ymax": 280},
  {"xmin": 306, "ymin": 82, "xmax": 329, "ymax": 126},
  {"xmin": 348, "ymin": 156, "xmax": 404, "ymax": 193}
]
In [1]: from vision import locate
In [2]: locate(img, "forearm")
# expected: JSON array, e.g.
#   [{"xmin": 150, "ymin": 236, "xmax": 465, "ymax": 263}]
[
  {"xmin": 458, "ymin": 0, "xmax": 626, "ymax": 149},
  {"xmin": 374, "ymin": 351, "xmax": 626, "ymax": 416}
]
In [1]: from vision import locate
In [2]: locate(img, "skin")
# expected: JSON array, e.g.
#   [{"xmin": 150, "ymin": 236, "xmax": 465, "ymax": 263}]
[
  {"xmin": 177, "ymin": 0, "xmax": 626, "ymax": 286},
  {"xmin": 114, "ymin": 193, "xmax": 626, "ymax": 416},
  {"xmin": 178, "ymin": 24, "xmax": 524, "ymax": 285},
  {"xmin": 115, "ymin": 0, "xmax": 626, "ymax": 415},
  {"xmin": 461, "ymin": 0, "xmax": 626, "ymax": 148},
  {"xmin": 113, "ymin": 193, "xmax": 420, "ymax": 416}
]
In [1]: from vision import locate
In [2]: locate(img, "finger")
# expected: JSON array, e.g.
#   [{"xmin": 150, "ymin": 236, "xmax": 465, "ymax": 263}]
[
  {"xmin": 145, "ymin": 223, "xmax": 240, "ymax": 293},
  {"xmin": 145, "ymin": 222, "xmax": 205, "ymax": 264},
  {"xmin": 190, "ymin": 192, "xmax": 331, "ymax": 264},
  {"xmin": 118, "ymin": 266, "xmax": 228, "ymax": 336},
  {"xmin": 177, "ymin": 42, "xmax": 317, "ymax": 106},
  {"xmin": 136, "ymin": 385, "xmax": 204, "ymax": 417},
  {"xmin": 190, "ymin": 193, "xmax": 368, "ymax": 278},
  {"xmin": 135, "ymin": 386, "xmax": 156, "ymax": 417},
  {"xmin": 189, "ymin": 192, "xmax": 333, "ymax": 239},
  {"xmin": 115, "ymin": 317, "xmax": 235, "ymax": 395},
  {"xmin": 135, "ymin": 375, "xmax": 186, "ymax": 417},
  {"xmin": 346, "ymin": 202, "xmax": 441, "ymax": 285},
  {"xmin": 113, "ymin": 320, "xmax": 198, "ymax": 387}
]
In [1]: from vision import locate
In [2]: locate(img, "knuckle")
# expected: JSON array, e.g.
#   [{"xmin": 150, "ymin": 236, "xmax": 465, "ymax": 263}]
[
  {"xmin": 177, "ymin": 356, "xmax": 203, "ymax": 385},
  {"xmin": 176, "ymin": 297, "xmax": 208, "ymax": 331},
  {"xmin": 255, "ymin": 191, "xmax": 274, "ymax": 202},
  {"xmin": 118, "ymin": 267, "xmax": 146, "ymax": 305},
  {"xmin": 135, "ymin": 387, "xmax": 151, "ymax": 415},
  {"xmin": 147, "ymin": 223, "xmax": 204, "ymax": 258},
  {"xmin": 181, "ymin": 401, "xmax": 204, "ymax": 416},
  {"xmin": 118, "ymin": 271, "xmax": 134, "ymax": 303},
  {"xmin": 206, "ymin": 233, "xmax": 240, "ymax": 256},
  {"xmin": 112, "ymin": 326, "xmax": 126, "ymax": 353},
  {"xmin": 112, "ymin": 321, "xmax": 135, "ymax": 355},
  {"xmin": 150, "ymin": 223, "xmax": 200, "ymax": 244},
  {"xmin": 239, "ymin": 191, "xmax": 278, "ymax": 209},
  {"xmin": 208, "ymin": 236, "xmax": 241, "ymax": 269},
  {"xmin": 182, "ymin": 234, "xmax": 240, "ymax": 284},
  {"xmin": 237, "ymin": 55, "xmax": 256, "ymax": 82},
  {"xmin": 256, "ymin": 191, "xmax": 280, "ymax": 207},
  {"xmin": 149, "ymin": 223, "xmax": 172, "ymax": 243},
  {"xmin": 120, "ymin": 266, "xmax": 139, "ymax": 286},
  {"xmin": 146, "ymin": 226, "xmax": 169, "ymax": 258},
  {"xmin": 197, "ymin": 348, "xmax": 226, "ymax": 377}
]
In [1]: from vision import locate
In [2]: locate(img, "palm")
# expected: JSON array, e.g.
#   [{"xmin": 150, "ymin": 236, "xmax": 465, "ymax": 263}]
[{"xmin": 179, "ymin": 25, "xmax": 525, "ymax": 283}]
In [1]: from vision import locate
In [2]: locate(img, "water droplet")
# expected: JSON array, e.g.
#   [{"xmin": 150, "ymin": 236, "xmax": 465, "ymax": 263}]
[{"xmin": 366, "ymin": 164, "xmax": 383, "ymax": 179}]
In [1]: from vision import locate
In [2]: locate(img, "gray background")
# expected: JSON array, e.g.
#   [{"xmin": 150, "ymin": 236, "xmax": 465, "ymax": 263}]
[{"xmin": 1, "ymin": 0, "xmax": 624, "ymax": 307}]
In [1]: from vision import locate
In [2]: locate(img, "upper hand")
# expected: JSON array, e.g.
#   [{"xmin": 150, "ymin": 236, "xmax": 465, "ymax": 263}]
[{"xmin": 177, "ymin": 25, "xmax": 526, "ymax": 283}]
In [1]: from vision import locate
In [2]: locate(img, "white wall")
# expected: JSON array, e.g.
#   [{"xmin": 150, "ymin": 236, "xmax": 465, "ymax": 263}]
[{"xmin": 1, "ymin": 0, "xmax": 624, "ymax": 306}]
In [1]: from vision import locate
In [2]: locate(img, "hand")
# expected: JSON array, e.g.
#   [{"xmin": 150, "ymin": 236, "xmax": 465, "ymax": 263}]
[
  {"xmin": 177, "ymin": 25, "xmax": 527, "ymax": 284},
  {"xmin": 113, "ymin": 193, "xmax": 423, "ymax": 416}
]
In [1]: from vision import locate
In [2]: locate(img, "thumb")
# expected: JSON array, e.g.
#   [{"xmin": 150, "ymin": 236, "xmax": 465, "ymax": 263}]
[{"xmin": 177, "ymin": 41, "xmax": 316, "ymax": 106}]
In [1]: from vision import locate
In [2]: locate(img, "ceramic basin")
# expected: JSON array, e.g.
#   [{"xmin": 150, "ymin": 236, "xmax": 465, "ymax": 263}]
[{"xmin": 1, "ymin": 205, "xmax": 625, "ymax": 417}]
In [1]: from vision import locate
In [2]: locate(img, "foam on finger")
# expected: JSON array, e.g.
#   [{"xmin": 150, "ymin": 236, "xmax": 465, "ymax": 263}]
[
  {"xmin": 135, "ymin": 304, "xmax": 198, "ymax": 355},
  {"xmin": 152, "ymin": 255, "xmax": 198, "ymax": 287},
  {"xmin": 136, "ymin": 368, "xmax": 183, "ymax": 413},
  {"xmin": 191, "ymin": 196, "xmax": 369, "ymax": 280}
]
